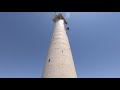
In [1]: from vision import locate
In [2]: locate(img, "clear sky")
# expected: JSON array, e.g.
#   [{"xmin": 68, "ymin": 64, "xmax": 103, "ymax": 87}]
[{"xmin": 0, "ymin": 12, "xmax": 120, "ymax": 78}]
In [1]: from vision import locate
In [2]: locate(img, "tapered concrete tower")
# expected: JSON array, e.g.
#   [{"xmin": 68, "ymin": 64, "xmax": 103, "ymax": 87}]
[{"xmin": 41, "ymin": 13, "xmax": 77, "ymax": 78}]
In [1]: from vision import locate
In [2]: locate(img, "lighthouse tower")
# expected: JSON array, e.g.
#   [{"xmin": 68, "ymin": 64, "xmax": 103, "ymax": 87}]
[{"xmin": 41, "ymin": 13, "xmax": 77, "ymax": 78}]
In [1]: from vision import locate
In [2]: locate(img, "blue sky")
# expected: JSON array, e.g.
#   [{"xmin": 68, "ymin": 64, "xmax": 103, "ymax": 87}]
[{"xmin": 0, "ymin": 12, "xmax": 120, "ymax": 78}]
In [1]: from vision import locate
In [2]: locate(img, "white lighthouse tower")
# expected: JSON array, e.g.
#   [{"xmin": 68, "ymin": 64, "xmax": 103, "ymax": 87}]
[{"xmin": 41, "ymin": 13, "xmax": 77, "ymax": 78}]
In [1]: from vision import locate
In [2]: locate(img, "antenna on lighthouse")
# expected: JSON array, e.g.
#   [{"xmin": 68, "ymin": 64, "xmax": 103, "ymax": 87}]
[{"xmin": 54, "ymin": 12, "xmax": 57, "ymax": 18}]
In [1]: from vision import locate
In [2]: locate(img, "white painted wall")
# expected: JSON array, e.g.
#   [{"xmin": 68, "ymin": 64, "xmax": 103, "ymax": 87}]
[{"xmin": 41, "ymin": 19, "xmax": 77, "ymax": 78}]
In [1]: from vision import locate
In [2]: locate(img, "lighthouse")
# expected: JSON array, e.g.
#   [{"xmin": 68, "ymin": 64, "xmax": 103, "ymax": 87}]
[{"xmin": 41, "ymin": 13, "xmax": 77, "ymax": 78}]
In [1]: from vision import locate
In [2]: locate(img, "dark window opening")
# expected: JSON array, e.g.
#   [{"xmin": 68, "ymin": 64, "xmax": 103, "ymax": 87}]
[
  {"xmin": 62, "ymin": 50, "xmax": 63, "ymax": 53},
  {"xmin": 49, "ymin": 59, "xmax": 50, "ymax": 62},
  {"xmin": 53, "ymin": 37, "xmax": 54, "ymax": 39}
]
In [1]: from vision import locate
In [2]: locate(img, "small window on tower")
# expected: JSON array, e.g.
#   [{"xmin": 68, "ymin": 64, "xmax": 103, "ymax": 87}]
[
  {"xmin": 49, "ymin": 59, "xmax": 50, "ymax": 62},
  {"xmin": 62, "ymin": 50, "xmax": 63, "ymax": 53},
  {"xmin": 53, "ymin": 37, "xmax": 54, "ymax": 39}
]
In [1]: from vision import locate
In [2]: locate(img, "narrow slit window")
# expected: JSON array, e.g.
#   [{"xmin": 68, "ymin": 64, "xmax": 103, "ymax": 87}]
[
  {"xmin": 62, "ymin": 50, "xmax": 63, "ymax": 53},
  {"xmin": 49, "ymin": 59, "xmax": 50, "ymax": 62}
]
